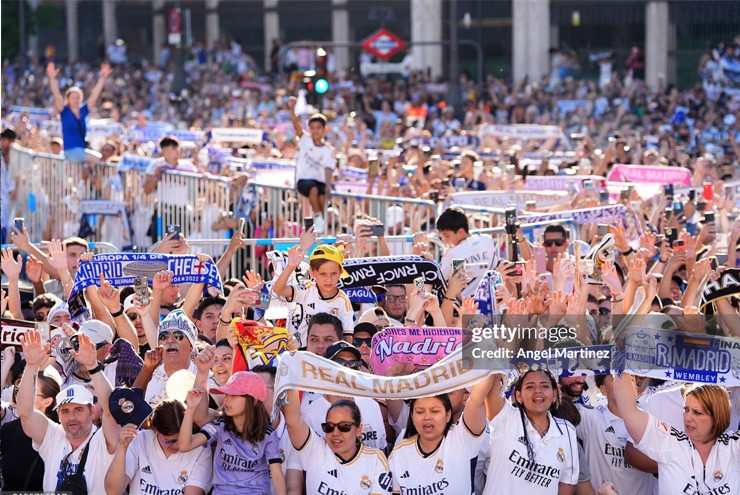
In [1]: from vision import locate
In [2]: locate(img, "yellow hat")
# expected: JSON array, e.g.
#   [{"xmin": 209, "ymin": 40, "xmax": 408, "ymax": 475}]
[{"xmin": 309, "ymin": 244, "xmax": 350, "ymax": 278}]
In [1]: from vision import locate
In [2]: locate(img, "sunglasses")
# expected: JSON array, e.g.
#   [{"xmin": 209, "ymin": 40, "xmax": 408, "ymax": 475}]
[
  {"xmin": 385, "ymin": 295, "xmax": 407, "ymax": 303},
  {"xmin": 158, "ymin": 330, "xmax": 185, "ymax": 342},
  {"xmin": 333, "ymin": 358, "xmax": 364, "ymax": 370},
  {"xmin": 353, "ymin": 338, "xmax": 372, "ymax": 347},
  {"xmin": 126, "ymin": 312, "xmax": 140, "ymax": 321},
  {"xmin": 543, "ymin": 239, "xmax": 566, "ymax": 247},
  {"xmin": 33, "ymin": 313, "xmax": 48, "ymax": 322},
  {"xmin": 321, "ymin": 421, "xmax": 359, "ymax": 433},
  {"xmin": 158, "ymin": 432, "xmax": 178, "ymax": 445}
]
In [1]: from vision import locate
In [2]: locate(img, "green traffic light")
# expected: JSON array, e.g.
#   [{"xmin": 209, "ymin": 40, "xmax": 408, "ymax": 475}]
[{"xmin": 315, "ymin": 78, "xmax": 329, "ymax": 94}]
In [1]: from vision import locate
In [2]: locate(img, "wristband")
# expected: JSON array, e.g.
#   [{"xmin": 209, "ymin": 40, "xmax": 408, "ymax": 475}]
[
  {"xmin": 88, "ymin": 362, "xmax": 104, "ymax": 375},
  {"xmin": 621, "ymin": 247, "xmax": 635, "ymax": 256},
  {"xmin": 404, "ymin": 317, "xmax": 419, "ymax": 325},
  {"xmin": 110, "ymin": 306, "xmax": 124, "ymax": 318},
  {"xmin": 219, "ymin": 317, "xmax": 232, "ymax": 325},
  {"xmin": 443, "ymin": 296, "xmax": 457, "ymax": 303}
]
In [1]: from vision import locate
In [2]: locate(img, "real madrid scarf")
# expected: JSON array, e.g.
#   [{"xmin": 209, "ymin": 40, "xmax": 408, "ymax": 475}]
[
  {"xmin": 70, "ymin": 254, "xmax": 222, "ymax": 296},
  {"xmin": 338, "ymin": 255, "xmax": 447, "ymax": 293},
  {"xmin": 272, "ymin": 346, "xmax": 495, "ymax": 420}
]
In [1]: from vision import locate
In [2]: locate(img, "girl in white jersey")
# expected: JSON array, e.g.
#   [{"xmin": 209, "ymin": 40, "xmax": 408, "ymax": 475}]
[
  {"xmin": 283, "ymin": 388, "xmax": 393, "ymax": 494},
  {"xmin": 389, "ymin": 375, "xmax": 495, "ymax": 494},
  {"xmin": 614, "ymin": 373, "xmax": 739, "ymax": 495},
  {"xmin": 483, "ymin": 370, "xmax": 579, "ymax": 495}
]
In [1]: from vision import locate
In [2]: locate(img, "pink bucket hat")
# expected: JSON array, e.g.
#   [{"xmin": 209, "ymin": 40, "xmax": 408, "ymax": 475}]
[{"xmin": 209, "ymin": 371, "xmax": 267, "ymax": 401}]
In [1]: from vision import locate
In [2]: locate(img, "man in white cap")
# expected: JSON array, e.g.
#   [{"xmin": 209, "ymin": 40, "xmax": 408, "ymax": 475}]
[
  {"xmin": 17, "ymin": 329, "xmax": 119, "ymax": 494},
  {"xmin": 141, "ymin": 309, "xmax": 198, "ymax": 405},
  {"xmin": 48, "ymin": 301, "xmax": 71, "ymax": 328},
  {"xmin": 58, "ymin": 320, "xmax": 114, "ymax": 387}
]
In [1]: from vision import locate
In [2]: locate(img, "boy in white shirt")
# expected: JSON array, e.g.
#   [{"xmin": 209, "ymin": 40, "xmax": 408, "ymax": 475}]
[{"xmin": 272, "ymin": 244, "xmax": 354, "ymax": 347}]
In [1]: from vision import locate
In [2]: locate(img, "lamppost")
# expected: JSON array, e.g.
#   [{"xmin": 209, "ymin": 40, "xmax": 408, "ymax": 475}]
[{"xmin": 448, "ymin": 0, "xmax": 462, "ymax": 121}]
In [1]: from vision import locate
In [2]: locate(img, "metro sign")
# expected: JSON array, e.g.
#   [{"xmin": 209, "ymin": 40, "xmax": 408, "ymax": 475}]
[{"xmin": 361, "ymin": 28, "xmax": 406, "ymax": 60}]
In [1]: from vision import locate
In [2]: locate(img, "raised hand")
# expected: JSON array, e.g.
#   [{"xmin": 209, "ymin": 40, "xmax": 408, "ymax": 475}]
[
  {"xmin": 185, "ymin": 388, "xmax": 204, "ymax": 409},
  {"xmin": 46, "ymin": 62, "xmax": 59, "ymax": 79},
  {"xmin": 118, "ymin": 423, "xmax": 138, "ymax": 449},
  {"xmin": 152, "ymin": 270, "xmax": 174, "ymax": 291},
  {"xmin": 601, "ymin": 262, "xmax": 623, "ymax": 295},
  {"xmin": 98, "ymin": 274, "xmax": 122, "ymax": 313},
  {"xmin": 0, "ymin": 248, "xmax": 23, "ymax": 280},
  {"xmin": 0, "ymin": 289, "xmax": 6, "ymax": 315},
  {"xmin": 47, "ymin": 239, "xmax": 68, "ymax": 274},
  {"xmin": 143, "ymin": 347, "xmax": 164, "ymax": 369},
  {"xmin": 242, "ymin": 270, "xmax": 264, "ymax": 291},
  {"xmin": 638, "ymin": 231, "xmax": 657, "ymax": 258},
  {"xmin": 70, "ymin": 332, "xmax": 98, "ymax": 370},
  {"xmin": 100, "ymin": 63, "xmax": 112, "ymax": 79},
  {"xmin": 286, "ymin": 245, "xmax": 303, "ymax": 268},
  {"xmin": 26, "ymin": 255, "xmax": 43, "ymax": 283},
  {"xmin": 20, "ymin": 330, "xmax": 50, "ymax": 368},
  {"xmin": 627, "ymin": 257, "xmax": 647, "ymax": 285},
  {"xmin": 454, "ymin": 296, "xmax": 479, "ymax": 316},
  {"xmin": 194, "ymin": 345, "xmax": 216, "ymax": 374}
]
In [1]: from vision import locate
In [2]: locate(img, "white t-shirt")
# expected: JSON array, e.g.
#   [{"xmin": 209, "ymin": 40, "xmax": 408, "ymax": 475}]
[
  {"xmin": 295, "ymin": 428, "xmax": 393, "ymax": 495},
  {"xmin": 389, "ymin": 415, "xmax": 487, "ymax": 494},
  {"xmin": 642, "ymin": 384, "xmax": 686, "ymax": 432},
  {"xmin": 577, "ymin": 404, "xmax": 654, "ymax": 495},
  {"xmin": 303, "ymin": 396, "xmax": 388, "ymax": 451},
  {"xmin": 125, "ymin": 428, "xmax": 213, "ymax": 495},
  {"xmin": 33, "ymin": 423, "xmax": 114, "ymax": 493},
  {"xmin": 483, "ymin": 401, "xmax": 579, "ymax": 495},
  {"xmin": 295, "ymin": 133, "xmax": 334, "ymax": 183},
  {"xmin": 440, "ymin": 234, "xmax": 496, "ymax": 298},
  {"xmin": 287, "ymin": 280, "xmax": 354, "ymax": 347},
  {"xmin": 635, "ymin": 413, "xmax": 740, "ymax": 495},
  {"xmin": 145, "ymin": 158, "xmax": 199, "ymax": 207}
]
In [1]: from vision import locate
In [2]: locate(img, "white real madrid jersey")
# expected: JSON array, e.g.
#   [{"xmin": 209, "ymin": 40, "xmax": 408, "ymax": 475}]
[
  {"xmin": 287, "ymin": 280, "xmax": 354, "ymax": 347},
  {"xmin": 635, "ymin": 413, "xmax": 740, "ymax": 495},
  {"xmin": 125, "ymin": 429, "xmax": 213, "ymax": 495},
  {"xmin": 303, "ymin": 396, "xmax": 388, "ymax": 451},
  {"xmin": 389, "ymin": 416, "xmax": 486, "ymax": 494},
  {"xmin": 295, "ymin": 428, "xmax": 393, "ymax": 495},
  {"xmin": 482, "ymin": 401, "xmax": 579, "ymax": 495}
]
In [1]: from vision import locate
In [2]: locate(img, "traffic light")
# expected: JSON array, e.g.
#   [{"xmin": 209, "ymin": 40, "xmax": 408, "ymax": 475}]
[{"xmin": 315, "ymin": 48, "xmax": 329, "ymax": 94}]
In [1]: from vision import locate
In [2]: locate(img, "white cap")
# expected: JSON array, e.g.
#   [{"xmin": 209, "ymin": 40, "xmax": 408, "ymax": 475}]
[
  {"xmin": 48, "ymin": 302, "xmax": 70, "ymax": 324},
  {"xmin": 80, "ymin": 319, "xmax": 114, "ymax": 345},
  {"xmin": 385, "ymin": 205, "xmax": 405, "ymax": 229},
  {"xmin": 123, "ymin": 294, "xmax": 136, "ymax": 313},
  {"xmin": 55, "ymin": 384, "xmax": 94, "ymax": 410}
]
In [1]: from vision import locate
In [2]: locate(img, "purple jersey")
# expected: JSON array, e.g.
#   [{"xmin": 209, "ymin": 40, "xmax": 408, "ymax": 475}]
[{"xmin": 200, "ymin": 419, "xmax": 282, "ymax": 495}]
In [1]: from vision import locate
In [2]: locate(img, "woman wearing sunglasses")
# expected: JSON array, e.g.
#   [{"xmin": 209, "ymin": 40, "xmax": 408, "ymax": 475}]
[
  {"xmin": 179, "ymin": 371, "xmax": 286, "ymax": 495},
  {"xmin": 388, "ymin": 374, "xmax": 495, "ymax": 494},
  {"xmin": 614, "ymin": 373, "xmax": 738, "ymax": 495},
  {"xmin": 105, "ymin": 399, "xmax": 213, "ymax": 495},
  {"xmin": 302, "ymin": 342, "xmax": 388, "ymax": 451},
  {"xmin": 283, "ymin": 385, "xmax": 393, "ymax": 494}
]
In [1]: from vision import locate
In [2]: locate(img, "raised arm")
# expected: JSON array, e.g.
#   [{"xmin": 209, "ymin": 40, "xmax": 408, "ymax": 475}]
[
  {"xmin": 17, "ymin": 330, "xmax": 51, "ymax": 445},
  {"xmin": 463, "ymin": 374, "xmax": 496, "ymax": 435},
  {"xmin": 105, "ymin": 424, "xmax": 137, "ymax": 495},
  {"xmin": 613, "ymin": 373, "xmax": 649, "ymax": 445},
  {"xmin": 192, "ymin": 346, "xmax": 218, "ymax": 426},
  {"xmin": 178, "ymin": 389, "xmax": 210, "ymax": 452},
  {"xmin": 484, "ymin": 373, "xmax": 507, "ymax": 421},
  {"xmin": 272, "ymin": 246, "xmax": 302, "ymax": 300},
  {"xmin": 46, "ymin": 63, "xmax": 65, "ymax": 113},
  {"xmin": 287, "ymin": 97, "xmax": 304, "ymax": 139},
  {"xmin": 0, "ymin": 248, "xmax": 24, "ymax": 319},
  {"xmin": 283, "ymin": 388, "xmax": 310, "ymax": 450},
  {"xmin": 96, "ymin": 275, "xmax": 138, "ymax": 348},
  {"xmin": 71, "ymin": 332, "xmax": 120, "ymax": 453},
  {"xmin": 86, "ymin": 63, "xmax": 112, "ymax": 110}
]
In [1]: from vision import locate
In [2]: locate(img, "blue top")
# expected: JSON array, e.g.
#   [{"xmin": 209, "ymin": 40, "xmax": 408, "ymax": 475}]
[{"xmin": 60, "ymin": 103, "xmax": 89, "ymax": 150}]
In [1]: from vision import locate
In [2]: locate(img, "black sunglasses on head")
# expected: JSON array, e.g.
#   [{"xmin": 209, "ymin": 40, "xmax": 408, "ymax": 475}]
[
  {"xmin": 321, "ymin": 421, "xmax": 359, "ymax": 433},
  {"xmin": 543, "ymin": 239, "xmax": 566, "ymax": 247}
]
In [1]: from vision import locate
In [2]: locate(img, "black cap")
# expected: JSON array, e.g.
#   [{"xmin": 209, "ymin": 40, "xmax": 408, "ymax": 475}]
[
  {"xmin": 109, "ymin": 388, "xmax": 153, "ymax": 427},
  {"xmin": 1, "ymin": 128, "xmax": 17, "ymax": 140},
  {"xmin": 353, "ymin": 322, "xmax": 380, "ymax": 337},
  {"xmin": 324, "ymin": 341, "xmax": 362, "ymax": 361}
]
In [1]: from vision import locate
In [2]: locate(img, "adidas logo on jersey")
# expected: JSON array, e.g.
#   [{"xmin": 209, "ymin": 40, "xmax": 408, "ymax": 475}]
[
  {"xmin": 517, "ymin": 436, "xmax": 527, "ymax": 445},
  {"xmin": 142, "ymin": 465, "xmax": 152, "ymax": 474},
  {"xmin": 400, "ymin": 470, "xmax": 410, "ymax": 479},
  {"xmin": 605, "ymin": 426, "xmax": 615, "ymax": 433},
  {"xmin": 327, "ymin": 469, "xmax": 338, "ymax": 478},
  {"xmin": 224, "ymin": 438, "xmax": 233, "ymax": 445},
  {"xmin": 308, "ymin": 303, "xmax": 316, "ymax": 309}
]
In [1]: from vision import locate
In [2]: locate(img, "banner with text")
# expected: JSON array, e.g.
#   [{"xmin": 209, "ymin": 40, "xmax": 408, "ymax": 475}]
[
  {"xmin": 606, "ymin": 164, "xmax": 692, "ymax": 186},
  {"xmin": 370, "ymin": 327, "xmax": 471, "ymax": 375}
]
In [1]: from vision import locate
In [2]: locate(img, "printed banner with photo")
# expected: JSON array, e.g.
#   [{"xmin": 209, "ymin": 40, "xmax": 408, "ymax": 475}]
[
  {"xmin": 623, "ymin": 326, "xmax": 740, "ymax": 386},
  {"xmin": 70, "ymin": 254, "xmax": 222, "ymax": 296},
  {"xmin": 370, "ymin": 327, "xmax": 472, "ymax": 375}
]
